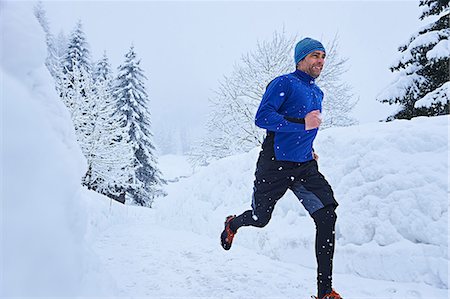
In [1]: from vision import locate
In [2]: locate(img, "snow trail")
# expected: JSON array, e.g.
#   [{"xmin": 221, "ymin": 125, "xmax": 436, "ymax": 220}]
[
  {"xmin": 93, "ymin": 218, "xmax": 313, "ymax": 298},
  {"xmin": 91, "ymin": 201, "xmax": 447, "ymax": 299}
]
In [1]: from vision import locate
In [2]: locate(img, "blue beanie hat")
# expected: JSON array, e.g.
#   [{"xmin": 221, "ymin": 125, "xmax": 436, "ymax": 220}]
[{"xmin": 294, "ymin": 37, "xmax": 326, "ymax": 65}]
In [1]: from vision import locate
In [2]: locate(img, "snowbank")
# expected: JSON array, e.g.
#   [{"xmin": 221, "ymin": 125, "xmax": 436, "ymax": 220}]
[
  {"xmin": 1, "ymin": 2, "xmax": 114, "ymax": 296},
  {"xmin": 154, "ymin": 115, "xmax": 449, "ymax": 289},
  {"xmin": 159, "ymin": 154, "xmax": 194, "ymax": 182}
]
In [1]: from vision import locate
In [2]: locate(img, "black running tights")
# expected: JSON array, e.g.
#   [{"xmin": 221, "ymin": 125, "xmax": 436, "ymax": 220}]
[{"xmin": 312, "ymin": 205, "xmax": 337, "ymax": 299}]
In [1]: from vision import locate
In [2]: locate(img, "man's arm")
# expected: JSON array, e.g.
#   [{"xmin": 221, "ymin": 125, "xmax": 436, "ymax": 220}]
[{"xmin": 255, "ymin": 77, "xmax": 307, "ymax": 132}]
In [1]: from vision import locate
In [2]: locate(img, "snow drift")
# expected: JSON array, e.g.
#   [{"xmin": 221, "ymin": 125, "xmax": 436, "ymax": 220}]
[
  {"xmin": 154, "ymin": 115, "xmax": 449, "ymax": 289},
  {"xmin": 1, "ymin": 2, "xmax": 114, "ymax": 296}
]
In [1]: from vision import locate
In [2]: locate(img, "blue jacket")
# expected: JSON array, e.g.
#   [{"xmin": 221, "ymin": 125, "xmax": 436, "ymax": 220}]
[{"xmin": 255, "ymin": 69, "xmax": 323, "ymax": 162}]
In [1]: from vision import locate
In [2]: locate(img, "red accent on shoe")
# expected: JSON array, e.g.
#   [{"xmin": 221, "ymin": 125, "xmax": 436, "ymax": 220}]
[
  {"xmin": 225, "ymin": 216, "xmax": 235, "ymax": 241},
  {"xmin": 221, "ymin": 215, "xmax": 236, "ymax": 250},
  {"xmin": 321, "ymin": 289, "xmax": 343, "ymax": 299}
]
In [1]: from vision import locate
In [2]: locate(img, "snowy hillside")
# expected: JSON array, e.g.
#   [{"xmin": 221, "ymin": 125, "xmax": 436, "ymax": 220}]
[{"xmin": 154, "ymin": 116, "xmax": 449, "ymax": 290}]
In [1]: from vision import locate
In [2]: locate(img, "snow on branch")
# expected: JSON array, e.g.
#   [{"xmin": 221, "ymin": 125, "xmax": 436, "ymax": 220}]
[{"xmin": 414, "ymin": 81, "xmax": 450, "ymax": 108}]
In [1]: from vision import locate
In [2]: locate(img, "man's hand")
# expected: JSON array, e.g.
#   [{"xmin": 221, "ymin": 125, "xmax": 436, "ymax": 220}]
[
  {"xmin": 305, "ymin": 110, "xmax": 322, "ymax": 130},
  {"xmin": 313, "ymin": 151, "xmax": 319, "ymax": 161}
]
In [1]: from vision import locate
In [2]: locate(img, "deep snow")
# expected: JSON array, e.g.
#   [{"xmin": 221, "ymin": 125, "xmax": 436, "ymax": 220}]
[
  {"xmin": 1, "ymin": 2, "xmax": 114, "ymax": 296},
  {"xmin": 87, "ymin": 187, "xmax": 448, "ymax": 299},
  {"xmin": 154, "ymin": 115, "xmax": 449, "ymax": 292},
  {"xmin": 1, "ymin": 2, "xmax": 448, "ymax": 298}
]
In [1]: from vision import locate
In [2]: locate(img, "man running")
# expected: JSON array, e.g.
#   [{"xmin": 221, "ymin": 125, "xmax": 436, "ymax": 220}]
[{"xmin": 220, "ymin": 37, "xmax": 342, "ymax": 299}]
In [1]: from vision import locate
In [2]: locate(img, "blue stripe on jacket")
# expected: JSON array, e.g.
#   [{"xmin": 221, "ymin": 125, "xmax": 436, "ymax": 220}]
[{"xmin": 255, "ymin": 69, "xmax": 323, "ymax": 162}]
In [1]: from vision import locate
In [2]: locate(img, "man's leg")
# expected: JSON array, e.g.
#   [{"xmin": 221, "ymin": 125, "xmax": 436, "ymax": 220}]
[
  {"xmin": 290, "ymin": 160, "xmax": 339, "ymax": 299},
  {"xmin": 221, "ymin": 157, "xmax": 292, "ymax": 250},
  {"xmin": 231, "ymin": 171, "xmax": 290, "ymax": 230},
  {"xmin": 312, "ymin": 205, "xmax": 337, "ymax": 299}
]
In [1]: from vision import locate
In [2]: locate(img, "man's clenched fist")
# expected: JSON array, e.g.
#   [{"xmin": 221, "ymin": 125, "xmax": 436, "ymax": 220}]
[{"xmin": 305, "ymin": 110, "xmax": 322, "ymax": 130}]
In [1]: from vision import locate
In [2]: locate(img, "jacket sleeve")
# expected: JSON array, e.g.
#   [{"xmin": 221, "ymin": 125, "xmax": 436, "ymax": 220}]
[{"xmin": 255, "ymin": 77, "xmax": 306, "ymax": 132}]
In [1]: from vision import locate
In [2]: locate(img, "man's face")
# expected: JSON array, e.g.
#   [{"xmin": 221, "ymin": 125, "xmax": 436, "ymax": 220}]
[{"xmin": 297, "ymin": 50, "xmax": 326, "ymax": 78}]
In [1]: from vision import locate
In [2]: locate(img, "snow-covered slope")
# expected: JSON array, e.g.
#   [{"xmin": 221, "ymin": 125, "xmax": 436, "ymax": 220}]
[
  {"xmin": 2, "ymin": 2, "xmax": 448, "ymax": 297},
  {"xmin": 1, "ymin": 2, "xmax": 114, "ymax": 296},
  {"xmin": 154, "ymin": 115, "xmax": 449, "ymax": 289}
]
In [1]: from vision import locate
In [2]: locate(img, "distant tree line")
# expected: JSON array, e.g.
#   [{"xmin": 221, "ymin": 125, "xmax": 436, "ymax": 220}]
[{"xmin": 34, "ymin": 3, "xmax": 165, "ymax": 207}]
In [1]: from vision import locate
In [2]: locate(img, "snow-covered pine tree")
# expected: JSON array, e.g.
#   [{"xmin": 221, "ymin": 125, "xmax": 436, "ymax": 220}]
[
  {"xmin": 61, "ymin": 63, "xmax": 97, "ymax": 156},
  {"xmin": 92, "ymin": 52, "xmax": 112, "ymax": 82},
  {"xmin": 63, "ymin": 20, "xmax": 92, "ymax": 75},
  {"xmin": 33, "ymin": 11, "xmax": 134, "ymax": 203},
  {"xmin": 377, "ymin": 0, "xmax": 449, "ymax": 119},
  {"xmin": 58, "ymin": 21, "xmax": 97, "ymax": 157},
  {"xmin": 82, "ymin": 53, "xmax": 133, "ymax": 202},
  {"xmin": 112, "ymin": 46, "xmax": 165, "ymax": 206},
  {"xmin": 191, "ymin": 31, "xmax": 356, "ymax": 165},
  {"xmin": 59, "ymin": 21, "xmax": 91, "ymax": 111}
]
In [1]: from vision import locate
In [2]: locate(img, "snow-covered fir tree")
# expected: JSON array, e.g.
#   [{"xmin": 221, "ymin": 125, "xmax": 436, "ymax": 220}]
[
  {"xmin": 378, "ymin": 0, "xmax": 449, "ymax": 119},
  {"xmin": 191, "ymin": 31, "xmax": 357, "ymax": 165},
  {"xmin": 63, "ymin": 20, "xmax": 92, "ymax": 74},
  {"xmin": 59, "ymin": 21, "xmax": 92, "ymax": 111},
  {"xmin": 93, "ymin": 52, "xmax": 112, "ymax": 82},
  {"xmin": 61, "ymin": 63, "xmax": 97, "ymax": 156},
  {"xmin": 82, "ymin": 53, "xmax": 133, "ymax": 202},
  {"xmin": 58, "ymin": 21, "xmax": 97, "ymax": 156},
  {"xmin": 33, "ymin": 11, "xmax": 161, "ymax": 204},
  {"xmin": 113, "ymin": 46, "xmax": 165, "ymax": 206}
]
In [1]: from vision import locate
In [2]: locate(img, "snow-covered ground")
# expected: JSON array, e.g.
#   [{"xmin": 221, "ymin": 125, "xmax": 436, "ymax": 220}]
[
  {"xmin": 153, "ymin": 115, "xmax": 449, "ymax": 293},
  {"xmin": 86, "ymin": 188, "xmax": 448, "ymax": 299},
  {"xmin": 1, "ymin": 2, "xmax": 448, "ymax": 298},
  {"xmin": 159, "ymin": 154, "xmax": 194, "ymax": 182}
]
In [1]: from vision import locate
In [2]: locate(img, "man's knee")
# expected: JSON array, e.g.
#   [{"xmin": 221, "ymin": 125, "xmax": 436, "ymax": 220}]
[
  {"xmin": 252, "ymin": 193, "xmax": 278, "ymax": 228},
  {"xmin": 312, "ymin": 205, "xmax": 337, "ymax": 227},
  {"xmin": 251, "ymin": 211, "xmax": 272, "ymax": 228}
]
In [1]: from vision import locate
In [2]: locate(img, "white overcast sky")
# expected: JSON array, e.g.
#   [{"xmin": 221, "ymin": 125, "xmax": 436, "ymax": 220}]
[{"xmin": 40, "ymin": 0, "xmax": 422, "ymax": 141}]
